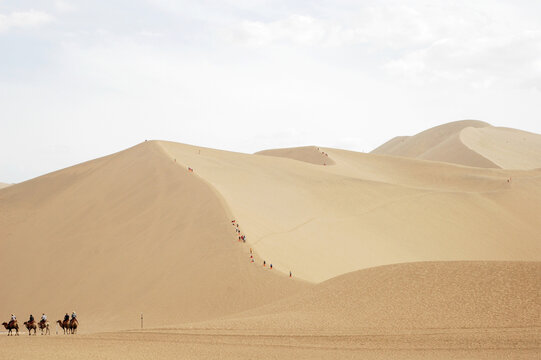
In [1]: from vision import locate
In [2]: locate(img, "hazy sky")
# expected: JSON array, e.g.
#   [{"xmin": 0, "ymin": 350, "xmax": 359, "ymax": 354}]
[{"xmin": 1, "ymin": 0, "xmax": 540, "ymax": 183}]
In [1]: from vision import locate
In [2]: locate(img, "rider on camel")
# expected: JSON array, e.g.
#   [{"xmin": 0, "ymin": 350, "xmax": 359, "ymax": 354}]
[
  {"xmin": 64, "ymin": 313, "xmax": 69, "ymax": 323},
  {"xmin": 29, "ymin": 314, "xmax": 35, "ymax": 323},
  {"xmin": 41, "ymin": 313, "xmax": 47, "ymax": 323},
  {"xmin": 10, "ymin": 314, "xmax": 16, "ymax": 326},
  {"xmin": 71, "ymin": 311, "xmax": 78, "ymax": 324}
]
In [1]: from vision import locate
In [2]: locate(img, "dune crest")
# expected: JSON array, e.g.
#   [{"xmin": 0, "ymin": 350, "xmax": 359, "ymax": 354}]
[
  {"xmin": 158, "ymin": 140, "xmax": 541, "ymax": 283},
  {"xmin": 461, "ymin": 126, "xmax": 541, "ymax": 169},
  {"xmin": 372, "ymin": 120, "xmax": 494, "ymax": 167},
  {"xmin": 372, "ymin": 120, "xmax": 541, "ymax": 170},
  {"xmin": 256, "ymin": 146, "xmax": 335, "ymax": 166}
]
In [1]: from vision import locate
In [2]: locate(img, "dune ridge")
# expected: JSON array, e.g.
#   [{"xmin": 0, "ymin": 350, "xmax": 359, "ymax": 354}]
[
  {"xmin": 159, "ymin": 140, "xmax": 541, "ymax": 283},
  {"xmin": 371, "ymin": 120, "xmax": 496, "ymax": 167},
  {"xmin": 371, "ymin": 120, "xmax": 541, "ymax": 170},
  {"xmin": 256, "ymin": 146, "xmax": 335, "ymax": 166}
]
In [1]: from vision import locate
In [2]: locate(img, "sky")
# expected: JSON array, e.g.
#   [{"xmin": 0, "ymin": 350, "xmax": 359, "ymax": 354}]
[{"xmin": 1, "ymin": 0, "xmax": 540, "ymax": 183}]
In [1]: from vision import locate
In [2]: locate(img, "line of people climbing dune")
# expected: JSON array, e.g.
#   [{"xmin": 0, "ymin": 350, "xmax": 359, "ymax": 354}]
[
  {"xmin": 2, "ymin": 311, "xmax": 78, "ymax": 336},
  {"xmin": 231, "ymin": 220, "xmax": 293, "ymax": 278}
]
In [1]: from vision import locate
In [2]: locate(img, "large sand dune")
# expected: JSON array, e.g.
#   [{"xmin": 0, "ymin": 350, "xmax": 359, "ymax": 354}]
[
  {"xmin": 0, "ymin": 141, "xmax": 307, "ymax": 332},
  {"xmin": 1, "ymin": 121, "xmax": 541, "ymax": 344},
  {"xmin": 372, "ymin": 120, "xmax": 541, "ymax": 169},
  {"xmin": 160, "ymin": 140, "xmax": 541, "ymax": 283}
]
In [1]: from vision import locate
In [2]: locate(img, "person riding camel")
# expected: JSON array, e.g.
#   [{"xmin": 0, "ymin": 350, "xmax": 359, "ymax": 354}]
[
  {"xmin": 64, "ymin": 313, "xmax": 69, "ymax": 323},
  {"xmin": 71, "ymin": 311, "xmax": 78, "ymax": 324},
  {"xmin": 9, "ymin": 314, "xmax": 16, "ymax": 326},
  {"xmin": 40, "ymin": 313, "xmax": 47, "ymax": 324},
  {"xmin": 29, "ymin": 314, "xmax": 35, "ymax": 324}
]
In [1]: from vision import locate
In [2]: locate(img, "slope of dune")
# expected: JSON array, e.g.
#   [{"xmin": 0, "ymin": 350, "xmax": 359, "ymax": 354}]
[
  {"xmin": 461, "ymin": 126, "xmax": 541, "ymax": 169},
  {"xmin": 371, "ymin": 120, "xmax": 494, "ymax": 167},
  {"xmin": 372, "ymin": 120, "xmax": 541, "ymax": 170},
  {"xmin": 186, "ymin": 261, "xmax": 541, "ymax": 332},
  {"xmin": 256, "ymin": 146, "xmax": 335, "ymax": 165},
  {"xmin": 369, "ymin": 136, "xmax": 409, "ymax": 154},
  {"xmin": 0, "ymin": 141, "xmax": 308, "ymax": 332},
  {"xmin": 159, "ymin": 141, "xmax": 541, "ymax": 283}
]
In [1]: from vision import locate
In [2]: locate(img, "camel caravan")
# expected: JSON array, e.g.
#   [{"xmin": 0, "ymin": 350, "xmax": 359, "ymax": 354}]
[{"xmin": 3, "ymin": 312, "xmax": 78, "ymax": 336}]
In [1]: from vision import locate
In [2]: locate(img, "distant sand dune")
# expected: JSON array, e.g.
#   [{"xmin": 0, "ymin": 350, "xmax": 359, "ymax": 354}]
[
  {"xmin": 461, "ymin": 126, "xmax": 541, "ymax": 169},
  {"xmin": 372, "ymin": 120, "xmax": 541, "ymax": 169},
  {"xmin": 256, "ymin": 146, "xmax": 335, "ymax": 166}
]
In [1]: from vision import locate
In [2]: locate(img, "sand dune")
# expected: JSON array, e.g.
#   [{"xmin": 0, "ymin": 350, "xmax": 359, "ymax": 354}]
[
  {"xmin": 0, "ymin": 182, "xmax": 12, "ymax": 189},
  {"xmin": 2, "ymin": 121, "xmax": 541, "ymax": 341},
  {"xmin": 461, "ymin": 126, "xmax": 541, "ymax": 169},
  {"xmin": 371, "ymin": 120, "xmax": 495, "ymax": 167},
  {"xmin": 372, "ymin": 120, "xmax": 541, "ymax": 170},
  {"xmin": 256, "ymin": 146, "xmax": 335, "ymax": 165},
  {"xmin": 160, "ymin": 140, "xmax": 541, "ymax": 283},
  {"xmin": 0, "ymin": 141, "xmax": 307, "ymax": 332},
  {"xmin": 193, "ymin": 261, "xmax": 540, "ymax": 332}
]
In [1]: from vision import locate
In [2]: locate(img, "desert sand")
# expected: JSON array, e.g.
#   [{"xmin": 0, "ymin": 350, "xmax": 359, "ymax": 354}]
[
  {"xmin": 0, "ymin": 182, "xmax": 12, "ymax": 189},
  {"xmin": 1, "ymin": 121, "xmax": 540, "ymax": 359}
]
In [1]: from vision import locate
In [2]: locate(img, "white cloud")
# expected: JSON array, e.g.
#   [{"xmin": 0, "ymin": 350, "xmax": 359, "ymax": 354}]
[
  {"xmin": 55, "ymin": 0, "xmax": 77, "ymax": 13},
  {"xmin": 224, "ymin": 2, "xmax": 541, "ymax": 89},
  {"xmin": 0, "ymin": 10, "xmax": 54, "ymax": 33}
]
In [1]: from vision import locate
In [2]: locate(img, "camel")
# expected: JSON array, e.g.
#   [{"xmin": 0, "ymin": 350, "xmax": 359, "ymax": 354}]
[
  {"xmin": 38, "ymin": 320, "xmax": 50, "ymax": 335},
  {"xmin": 2, "ymin": 320, "xmax": 19, "ymax": 336},
  {"xmin": 24, "ymin": 321, "xmax": 37, "ymax": 336},
  {"xmin": 56, "ymin": 320, "xmax": 69, "ymax": 335},
  {"xmin": 69, "ymin": 318, "xmax": 78, "ymax": 334}
]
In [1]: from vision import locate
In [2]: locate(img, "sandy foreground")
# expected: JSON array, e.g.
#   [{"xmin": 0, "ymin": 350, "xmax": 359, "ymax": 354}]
[{"xmin": 1, "ymin": 328, "xmax": 539, "ymax": 360}]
